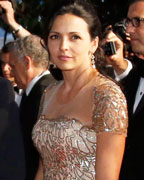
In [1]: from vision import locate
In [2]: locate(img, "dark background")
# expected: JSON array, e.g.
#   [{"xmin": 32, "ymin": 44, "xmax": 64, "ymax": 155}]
[
  {"xmin": 0, "ymin": 0, "xmax": 130, "ymax": 77},
  {"xmin": 0, "ymin": 0, "xmax": 129, "ymax": 40}
]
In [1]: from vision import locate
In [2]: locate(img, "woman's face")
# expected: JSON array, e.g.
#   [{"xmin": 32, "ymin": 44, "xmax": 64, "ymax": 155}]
[{"xmin": 47, "ymin": 13, "xmax": 98, "ymax": 71}]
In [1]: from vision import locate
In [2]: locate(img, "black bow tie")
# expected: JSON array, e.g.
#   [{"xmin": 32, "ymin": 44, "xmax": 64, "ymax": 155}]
[
  {"xmin": 20, "ymin": 91, "xmax": 27, "ymax": 109},
  {"xmin": 13, "ymin": 86, "xmax": 19, "ymax": 93},
  {"xmin": 133, "ymin": 56, "xmax": 144, "ymax": 77}
]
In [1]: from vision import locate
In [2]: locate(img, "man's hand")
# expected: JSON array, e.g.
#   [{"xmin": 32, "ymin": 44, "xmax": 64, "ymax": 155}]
[
  {"xmin": 0, "ymin": 0, "xmax": 15, "ymax": 26},
  {"xmin": 0, "ymin": 0, "xmax": 31, "ymax": 37},
  {"xmin": 105, "ymin": 30, "xmax": 128, "ymax": 75}
]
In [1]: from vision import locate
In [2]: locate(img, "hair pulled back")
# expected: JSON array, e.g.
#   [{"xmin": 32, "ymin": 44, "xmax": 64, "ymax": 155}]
[{"xmin": 47, "ymin": 0, "xmax": 107, "ymax": 80}]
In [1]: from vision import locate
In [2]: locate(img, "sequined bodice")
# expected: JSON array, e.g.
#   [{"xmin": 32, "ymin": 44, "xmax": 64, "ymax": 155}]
[
  {"xmin": 32, "ymin": 74, "xmax": 128, "ymax": 180},
  {"xmin": 33, "ymin": 117, "xmax": 97, "ymax": 180}
]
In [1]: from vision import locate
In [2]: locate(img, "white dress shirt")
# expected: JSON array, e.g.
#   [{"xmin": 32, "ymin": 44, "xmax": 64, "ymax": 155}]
[
  {"xmin": 20, "ymin": 70, "xmax": 50, "ymax": 104},
  {"xmin": 14, "ymin": 89, "xmax": 23, "ymax": 106},
  {"xmin": 133, "ymin": 78, "xmax": 144, "ymax": 112},
  {"xmin": 114, "ymin": 59, "xmax": 144, "ymax": 113}
]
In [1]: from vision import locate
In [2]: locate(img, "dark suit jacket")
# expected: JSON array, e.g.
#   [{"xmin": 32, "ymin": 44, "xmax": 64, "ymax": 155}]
[
  {"xmin": 119, "ymin": 65, "xmax": 144, "ymax": 180},
  {"xmin": 19, "ymin": 74, "xmax": 55, "ymax": 180},
  {"xmin": 0, "ymin": 77, "xmax": 25, "ymax": 180}
]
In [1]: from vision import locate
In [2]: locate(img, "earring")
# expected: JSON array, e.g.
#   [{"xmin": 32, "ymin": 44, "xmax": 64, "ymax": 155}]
[
  {"xmin": 49, "ymin": 61, "xmax": 57, "ymax": 69},
  {"xmin": 52, "ymin": 63, "xmax": 57, "ymax": 69},
  {"xmin": 91, "ymin": 54, "xmax": 96, "ymax": 69}
]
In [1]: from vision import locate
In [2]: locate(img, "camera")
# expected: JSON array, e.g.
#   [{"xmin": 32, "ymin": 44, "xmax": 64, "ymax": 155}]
[
  {"xmin": 112, "ymin": 20, "xmax": 128, "ymax": 43},
  {"xmin": 102, "ymin": 41, "xmax": 116, "ymax": 55}
]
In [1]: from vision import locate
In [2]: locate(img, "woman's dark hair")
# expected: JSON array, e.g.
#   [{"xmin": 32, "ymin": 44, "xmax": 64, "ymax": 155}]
[
  {"xmin": 128, "ymin": 0, "xmax": 144, "ymax": 6},
  {"xmin": 46, "ymin": 0, "xmax": 107, "ymax": 80},
  {"xmin": 47, "ymin": 0, "xmax": 102, "ymax": 40}
]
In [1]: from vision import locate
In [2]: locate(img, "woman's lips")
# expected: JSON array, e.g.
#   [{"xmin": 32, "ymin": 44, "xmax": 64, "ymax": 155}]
[{"xmin": 58, "ymin": 55, "xmax": 72, "ymax": 61}]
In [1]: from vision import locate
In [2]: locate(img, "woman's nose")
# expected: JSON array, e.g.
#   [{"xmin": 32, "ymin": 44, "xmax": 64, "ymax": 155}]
[{"xmin": 59, "ymin": 38, "xmax": 69, "ymax": 51}]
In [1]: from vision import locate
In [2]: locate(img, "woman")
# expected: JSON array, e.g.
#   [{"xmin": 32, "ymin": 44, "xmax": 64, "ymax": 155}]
[{"xmin": 32, "ymin": 0, "xmax": 128, "ymax": 179}]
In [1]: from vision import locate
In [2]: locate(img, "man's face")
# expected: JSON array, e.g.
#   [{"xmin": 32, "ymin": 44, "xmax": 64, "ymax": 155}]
[
  {"xmin": 9, "ymin": 51, "xmax": 27, "ymax": 89},
  {"xmin": 1, "ymin": 52, "xmax": 15, "ymax": 84},
  {"xmin": 126, "ymin": 1, "xmax": 144, "ymax": 55}
]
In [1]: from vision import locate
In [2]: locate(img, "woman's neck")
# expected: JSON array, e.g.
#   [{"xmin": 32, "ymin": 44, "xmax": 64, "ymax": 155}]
[
  {"xmin": 58, "ymin": 67, "xmax": 98, "ymax": 103},
  {"xmin": 56, "ymin": 67, "xmax": 99, "ymax": 104}
]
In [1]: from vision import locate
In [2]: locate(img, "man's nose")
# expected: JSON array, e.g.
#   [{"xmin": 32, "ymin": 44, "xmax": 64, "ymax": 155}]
[{"xmin": 126, "ymin": 25, "xmax": 135, "ymax": 34}]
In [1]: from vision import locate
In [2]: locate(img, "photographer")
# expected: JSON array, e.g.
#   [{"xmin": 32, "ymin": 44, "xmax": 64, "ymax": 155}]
[
  {"xmin": 102, "ymin": 20, "xmax": 133, "ymax": 78},
  {"xmin": 0, "ymin": 0, "xmax": 30, "ymax": 38},
  {"xmin": 105, "ymin": 1, "xmax": 144, "ymax": 179}
]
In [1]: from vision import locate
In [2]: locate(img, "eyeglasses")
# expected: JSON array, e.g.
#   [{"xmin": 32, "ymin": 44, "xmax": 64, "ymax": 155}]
[{"xmin": 125, "ymin": 17, "xmax": 144, "ymax": 27}]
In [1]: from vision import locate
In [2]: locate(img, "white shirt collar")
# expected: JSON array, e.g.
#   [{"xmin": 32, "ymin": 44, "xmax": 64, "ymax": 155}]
[
  {"xmin": 25, "ymin": 70, "xmax": 50, "ymax": 96},
  {"xmin": 114, "ymin": 59, "xmax": 133, "ymax": 81}
]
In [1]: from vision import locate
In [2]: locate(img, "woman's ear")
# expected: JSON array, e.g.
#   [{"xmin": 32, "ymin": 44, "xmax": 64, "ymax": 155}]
[{"xmin": 90, "ymin": 36, "xmax": 99, "ymax": 53}]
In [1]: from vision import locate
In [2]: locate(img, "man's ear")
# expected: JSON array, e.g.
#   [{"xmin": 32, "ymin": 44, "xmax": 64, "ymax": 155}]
[
  {"xmin": 24, "ymin": 56, "xmax": 32, "ymax": 70},
  {"xmin": 90, "ymin": 36, "xmax": 99, "ymax": 54}
]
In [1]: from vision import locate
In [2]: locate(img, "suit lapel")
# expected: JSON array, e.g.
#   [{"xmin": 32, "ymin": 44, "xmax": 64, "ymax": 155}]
[
  {"xmin": 28, "ymin": 74, "xmax": 53, "ymax": 97},
  {"xmin": 134, "ymin": 94, "xmax": 144, "ymax": 115},
  {"xmin": 126, "ymin": 75, "xmax": 139, "ymax": 117}
]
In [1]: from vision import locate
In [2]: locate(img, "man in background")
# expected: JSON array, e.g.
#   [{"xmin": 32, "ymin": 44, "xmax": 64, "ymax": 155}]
[
  {"xmin": 105, "ymin": 0, "xmax": 144, "ymax": 179},
  {"xmin": 0, "ymin": 42, "xmax": 22, "ymax": 105},
  {"xmin": 8, "ymin": 34, "xmax": 56, "ymax": 180}
]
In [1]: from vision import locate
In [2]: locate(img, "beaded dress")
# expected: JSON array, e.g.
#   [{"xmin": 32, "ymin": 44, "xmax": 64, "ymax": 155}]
[{"xmin": 32, "ymin": 74, "xmax": 128, "ymax": 180}]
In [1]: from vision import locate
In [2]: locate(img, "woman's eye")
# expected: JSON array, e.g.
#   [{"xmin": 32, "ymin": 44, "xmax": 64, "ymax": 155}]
[
  {"xmin": 49, "ymin": 35, "xmax": 59, "ymax": 40},
  {"xmin": 72, "ymin": 35, "xmax": 81, "ymax": 40}
]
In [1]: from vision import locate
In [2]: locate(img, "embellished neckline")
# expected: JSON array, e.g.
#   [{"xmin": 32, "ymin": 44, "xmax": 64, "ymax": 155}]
[{"xmin": 39, "ymin": 114, "xmax": 95, "ymax": 130}]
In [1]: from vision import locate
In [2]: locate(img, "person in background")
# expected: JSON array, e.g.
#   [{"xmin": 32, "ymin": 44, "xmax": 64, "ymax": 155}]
[
  {"xmin": 105, "ymin": 0, "xmax": 144, "ymax": 179},
  {"xmin": 0, "ymin": 76, "xmax": 25, "ymax": 180},
  {"xmin": 0, "ymin": 0, "xmax": 31, "ymax": 38},
  {"xmin": 0, "ymin": 42, "xmax": 22, "ymax": 105},
  {"xmin": 32, "ymin": 0, "xmax": 128, "ymax": 179},
  {"xmin": 8, "ymin": 34, "xmax": 56, "ymax": 180},
  {"xmin": 0, "ymin": 42, "xmax": 15, "ymax": 85}
]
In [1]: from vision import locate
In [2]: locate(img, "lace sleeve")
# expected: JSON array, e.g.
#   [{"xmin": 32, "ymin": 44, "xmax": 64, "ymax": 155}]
[{"xmin": 92, "ymin": 82, "xmax": 128, "ymax": 136}]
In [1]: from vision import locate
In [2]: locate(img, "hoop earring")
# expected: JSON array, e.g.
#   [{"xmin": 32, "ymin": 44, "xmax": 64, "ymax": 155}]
[{"xmin": 91, "ymin": 54, "xmax": 96, "ymax": 69}]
